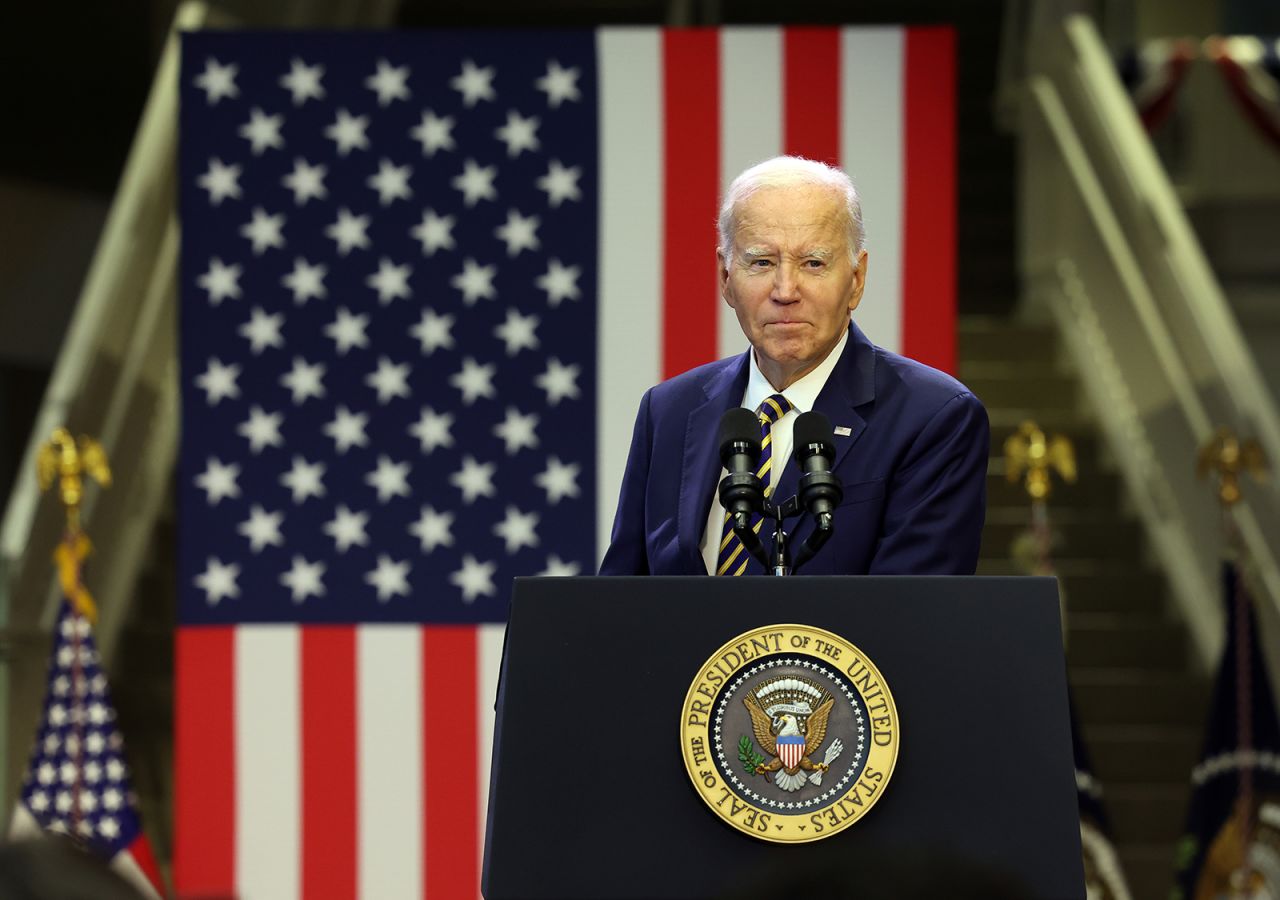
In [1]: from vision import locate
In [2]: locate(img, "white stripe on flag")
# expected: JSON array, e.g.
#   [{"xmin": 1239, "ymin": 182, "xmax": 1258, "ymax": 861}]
[
  {"xmin": 477, "ymin": 622, "xmax": 506, "ymax": 885},
  {"xmin": 358, "ymin": 626, "xmax": 423, "ymax": 900},
  {"xmin": 236, "ymin": 627, "xmax": 300, "ymax": 900},
  {"xmin": 597, "ymin": 28, "xmax": 664, "ymax": 566},
  {"xmin": 719, "ymin": 27, "xmax": 783, "ymax": 362},
  {"xmin": 840, "ymin": 27, "xmax": 905, "ymax": 354}
]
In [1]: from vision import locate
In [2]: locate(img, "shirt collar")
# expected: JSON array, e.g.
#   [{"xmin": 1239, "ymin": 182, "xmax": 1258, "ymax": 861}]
[{"xmin": 742, "ymin": 326, "xmax": 849, "ymax": 414}]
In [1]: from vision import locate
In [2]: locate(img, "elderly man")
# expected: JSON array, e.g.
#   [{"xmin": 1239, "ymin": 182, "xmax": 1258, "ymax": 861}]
[{"xmin": 598, "ymin": 156, "xmax": 988, "ymax": 577}]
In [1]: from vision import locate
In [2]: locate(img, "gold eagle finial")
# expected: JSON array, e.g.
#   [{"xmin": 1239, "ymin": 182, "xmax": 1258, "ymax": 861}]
[
  {"xmin": 1003, "ymin": 420, "xmax": 1076, "ymax": 501},
  {"xmin": 1197, "ymin": 426, "xmax": 1267, "ymax": 507}
]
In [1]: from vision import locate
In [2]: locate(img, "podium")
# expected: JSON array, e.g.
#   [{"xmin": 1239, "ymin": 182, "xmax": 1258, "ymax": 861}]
[{"xmin": 482, "ymin": 576, "xmax": 1085, "ymax": 899}]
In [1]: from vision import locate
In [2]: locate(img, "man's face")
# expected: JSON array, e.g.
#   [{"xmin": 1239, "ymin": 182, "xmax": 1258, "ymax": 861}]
[{"xmin": 718, "ymin": 184, "xmax": 868, "ymax": 390}]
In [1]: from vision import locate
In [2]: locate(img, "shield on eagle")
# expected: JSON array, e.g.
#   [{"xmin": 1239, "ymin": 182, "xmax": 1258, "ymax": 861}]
[{"xmin": 777, "ymin": 734, "xmax": 805, "ymax": 769}]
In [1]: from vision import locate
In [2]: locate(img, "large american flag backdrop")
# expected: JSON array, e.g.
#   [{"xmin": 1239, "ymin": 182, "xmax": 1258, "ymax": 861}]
[{"xmin": 175, "ymin": 27, "xmax": 955, "ymax": 899}]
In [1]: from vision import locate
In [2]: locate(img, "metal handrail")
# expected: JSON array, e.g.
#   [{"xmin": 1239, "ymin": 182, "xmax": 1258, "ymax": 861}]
[{"xmin": 1020, "ymin": 14, "xmax": 1280, "ymax": 665}]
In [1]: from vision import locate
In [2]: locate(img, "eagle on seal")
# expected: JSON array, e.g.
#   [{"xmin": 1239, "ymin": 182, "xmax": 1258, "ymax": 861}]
[{"xmin": 743, "ymin": 692, "xmax": 835, "ymax": 792}]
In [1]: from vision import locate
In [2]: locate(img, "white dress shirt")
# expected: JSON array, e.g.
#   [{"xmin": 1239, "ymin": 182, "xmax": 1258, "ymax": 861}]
[{"xmin": 698, "ymin": 328, "xmax": 850, "ymax": 575}]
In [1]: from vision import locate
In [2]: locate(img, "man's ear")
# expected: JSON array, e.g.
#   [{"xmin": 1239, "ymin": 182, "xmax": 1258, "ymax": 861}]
[
  {"xmin": 847, "ymin": 249, "xmax": 869, "ymax": 312},
  {"xmin": 718, "ymin": 249, "xmax": 734, "ymax": 306}
]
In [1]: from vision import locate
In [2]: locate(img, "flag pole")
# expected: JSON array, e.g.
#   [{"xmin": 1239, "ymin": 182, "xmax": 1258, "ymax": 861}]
[
  {"xmin": 34, "ymin": 428, "xmax": 112, "ymax": 847},
  {"xmin": 1198, "ymin": 426, "xmax": 1269, "ymax": 894}
]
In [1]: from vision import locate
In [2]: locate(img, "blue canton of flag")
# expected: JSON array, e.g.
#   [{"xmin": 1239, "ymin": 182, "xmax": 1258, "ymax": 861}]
[
  {"xmin": 179, "ymin": 31, "xmax": 599, "ymax": 624},
  {"xmin": 12, "ymin": 601, "xmax": 156, "ymax": 888}
]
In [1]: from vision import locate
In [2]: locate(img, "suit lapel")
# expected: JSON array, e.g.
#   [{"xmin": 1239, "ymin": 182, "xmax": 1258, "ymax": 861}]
[
  {"xmin": 677, "ymin": 354, "xmax": 750, "ymax": 568},
  {"xmin": 774, "ymin": 323, "xmax": 877, "ymax": 505}
]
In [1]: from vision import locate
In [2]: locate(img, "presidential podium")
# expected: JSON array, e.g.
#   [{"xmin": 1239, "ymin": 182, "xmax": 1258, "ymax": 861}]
[{"xmin": 482, "ymin": 576, "xmax": 1085, "ymax": 899}]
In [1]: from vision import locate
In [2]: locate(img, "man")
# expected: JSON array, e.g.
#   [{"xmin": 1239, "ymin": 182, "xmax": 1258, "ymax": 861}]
[{"xmin": 599, "ymin": 156, "xmax": 988, "ymax": 577}]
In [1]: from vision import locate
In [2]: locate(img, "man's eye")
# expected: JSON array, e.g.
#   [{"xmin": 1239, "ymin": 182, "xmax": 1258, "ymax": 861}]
[
  {"xmin": 804, "ymin": 259, "xmax": 825, "ymax": 269},
  {"xmin": 749, "ymin": 259, "xmax": 772, "ymax": 268}
]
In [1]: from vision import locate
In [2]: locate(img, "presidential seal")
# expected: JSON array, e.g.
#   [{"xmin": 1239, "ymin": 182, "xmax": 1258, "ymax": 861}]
[{"xmin": 680, "ymin": 624, "xmax": 899, "ymax": 843}]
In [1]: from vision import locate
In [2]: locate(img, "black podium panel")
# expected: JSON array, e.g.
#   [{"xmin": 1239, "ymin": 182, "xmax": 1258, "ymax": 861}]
[{"xmin": 483, "ymin": 576, "xmax": 1083, "ymax": 899}]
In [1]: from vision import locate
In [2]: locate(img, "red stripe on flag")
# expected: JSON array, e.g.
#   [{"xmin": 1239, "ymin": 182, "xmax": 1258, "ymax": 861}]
[
  {"xmin": 125, "ymin": 834, "xmax": 165, "ymax": 897},
  {"xmin": 783, "ymin": 27, "xmax": 841, "ymax": 165},
  {"xmin": 174, "ymin": 627, "xmax": 236, "ymax": 895},
  {"xmin": 662, "ymin": 29, "xmax": 720, "ymax": 379},
  {"xmin": 902, "ymin": 27, "xmax": 957, "ymax": 374},
  {"xmin": 301, "ymin": 627, "xmax": 358, "ymax": 900},
  {"xmin": 423, "ymin": 626, "xmax": 480, "ymax": 900}
]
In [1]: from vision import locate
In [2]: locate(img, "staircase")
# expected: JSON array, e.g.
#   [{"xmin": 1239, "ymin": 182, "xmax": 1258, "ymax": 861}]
[{"xmin": 962, "ymin": 316, "xmax": 1209, "ymax": 900}]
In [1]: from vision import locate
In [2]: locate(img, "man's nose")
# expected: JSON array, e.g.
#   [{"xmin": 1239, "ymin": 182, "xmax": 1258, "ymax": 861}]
[{"xmin": 771, "ymin": 263, "xmax": 801, "ymax": 302}]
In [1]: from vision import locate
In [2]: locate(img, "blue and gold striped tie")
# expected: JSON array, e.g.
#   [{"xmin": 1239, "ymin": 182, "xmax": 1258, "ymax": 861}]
[{"xmin": 716, "ymin": 393, "xmax": 793, "ymax": 576}]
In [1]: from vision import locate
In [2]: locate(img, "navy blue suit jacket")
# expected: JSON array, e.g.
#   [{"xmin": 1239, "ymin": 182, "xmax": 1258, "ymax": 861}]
[{"xmin": 598, "ymin": 323, "xmax": 989, "ymax": 576}]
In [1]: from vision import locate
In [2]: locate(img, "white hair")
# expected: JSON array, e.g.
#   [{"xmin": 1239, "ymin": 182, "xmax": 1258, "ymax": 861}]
[{"xmin": 717, "ymin": 156, "xmax": 865, "ymax": 265}]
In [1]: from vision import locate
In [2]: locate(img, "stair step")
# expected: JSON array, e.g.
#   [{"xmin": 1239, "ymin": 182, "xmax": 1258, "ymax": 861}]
[
  {"xmin": 1106, "ymin": 785, "xmax": 1191, "ymax": 845},
  {"xmin": 958, "ymin": 319, "xmax": 1059, "ymax": 364},
  {"xmin": 1071, "ymin": 670, "xmax": 1209, "ymax": 728},
  {"xmin": 967, "ymin": 374, "xmax": 1080, "ymax": 412},
  {"xmin": 1082, "ymin": 726, "xmax": 1200, "ymax": 783},
  {"xmin": 1116, "ymin": 843, "xmax": 1178, "ymax": 900},
  {"xmin": 985, "ymin": 470, "xmax": 1123, "ymax": 509},
  {"xmin": 981, "ymin": 519, "xmax": 1143, "ymax": 560},
  {"xmin": 1059, "ymin": 572, "xmax": 1167, "ymax": 616},
  {"xmin": 988, "ymin": 422, "xmax": 1101, "ymax": 465},
  {"xmin": 1067, "ymin": 617, "xmax": 1187, "ymax": 670}
]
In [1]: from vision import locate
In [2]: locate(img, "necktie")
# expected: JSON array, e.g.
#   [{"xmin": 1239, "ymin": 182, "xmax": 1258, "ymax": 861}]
[{"xmin": 716, "ymin": 393, "xmax": 793, "ymax": 576}]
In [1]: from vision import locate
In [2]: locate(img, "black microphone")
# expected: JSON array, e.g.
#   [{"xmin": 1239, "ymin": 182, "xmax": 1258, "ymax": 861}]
[
  {"xmin": 792, "ymin": 411, "xmax": 843, "ymax": 524},
  {"xmin": 717, "ymin": 407, "xmax": 763, "ymax": 518}
]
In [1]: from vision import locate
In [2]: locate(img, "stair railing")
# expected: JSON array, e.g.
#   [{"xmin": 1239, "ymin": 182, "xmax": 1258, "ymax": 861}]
[{"xmin": 1017, "ymin": 14, "xmax": 1280, "ymax": 667}]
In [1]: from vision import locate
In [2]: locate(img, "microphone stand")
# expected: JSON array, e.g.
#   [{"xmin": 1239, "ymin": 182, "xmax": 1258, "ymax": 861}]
[{"xmin": 728, "ymin": 494, "xmax": 830, "ymax": 576}]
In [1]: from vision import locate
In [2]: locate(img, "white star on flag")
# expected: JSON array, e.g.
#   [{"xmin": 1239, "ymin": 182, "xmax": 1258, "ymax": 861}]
[
  {"xmin": 366, "ymin": 455, "xmax": 412, "ymax": 503},
  {"xmin": 493, "ymin": 407, "xmax": 539, "ymax": 455},
  {"xmin": 282, "ymin": 257, "xmax": 327, "ymax": 303},
  {"xmin": 494, "ymin": 308, "xmax": 539, "ymax": 356},
  {"xmin": 280, "ymin": 357, "xmax": 326, "ymax": 403},
  {"xmin": 366, "ymin": 59, "xmax": 411, "ymax": 106},
  {"xmin": 450, "ymin": 456, "xmax": 496, "ymax": 503},
  {"xmin": 280, "ymin": 456, "xmax": 326, "ymax": 503},
  {"xmin": 195, "ymin": 457, "xmax": 241, "ymax": 505},
  {"xmin": 238, "ymin": 504, "xmax": 285, "ymax": 552},
  {"xmin": 280, "ymin": 556, "xmax": 326, "ymax": 602},
  {"xmin": 324, "ymin": 406, "xmax": 370, "ymax": 453},
  {"xmin": 239, "ymin": 107, "xmax": 285, "ymax": 155},
  {"xmin": 325, "ymin": 108, "xmax": 370, "ymax": 155},
  {"xmin": 368, "ymin": 159, "xmax": 413, "ymax": 205},
  {"xmin": 279, "ymin": 57, "xmax": 325, "ymax": 105},
  {"xmin": 535, "ymin": 59, "xmax": 581, "ymax": 107},
  {"xmin": 366, "ymin": 257, "xmax": 412, "ymax": 303},
  {"xmin": 365, "ymin": 555, "xmax": 411, "ymax": 601},
  {"xmin": 452, "ymin": 158, "xmax": 498, "ymax": 206},
  {"xmin": 239, "ymin": 307, "xmax": 285, "ymax": 354},
  {"xmin": 535, "ymin": 357, "xmax": 581, "ymax": 405},
  {"xmin": 194, "ymin": 57, "xmax": 239, "ymax": 104},
  {"xmin": 494, "ymin": 209, "xmax": 540, "ymax": 257},
  {"xmin": 195, "ymin": 557, "xmax": 240, "ymax": 605},
  {"xmin": 409, "ymin": 506, "xmax": 455, "ymax": 552},
  {"xmin": 536, "ymin": 259, "xmax": 581, "ymax": 306},
  {"xmin": 451, "ymin": 258, "xmax": 497, "ymax": 305},
  {"xmin": 240, "ymin": 207, "xmax": 285, "ymax": 254},
  {"xmin": 326, "ymin": 208, "xmax": 371, "ymax": 255},
  {"xmin": 409, "ymin": 406, "xmax": 454, "ymax": 453},
  {"xmin": 282, "ymin": 158, "xmax": 328, "ymax": 205},
  {"xmin": 494, "ymin": 506, "xmax": 540, "ymax": 553},
  {"xmin": 366, "ymin": 357, "xmax": 412, "ymax": 403},
  {"xmin": 450, "ymin": 555, "xmax": 497, "ymax": 602},
  {"xmin": 539, "ymin": 554, "xmax": 582, "ymax": 576},
  {"xmin": 494, "ymin": 110, "xmax": 540, "ymax": 157},
  {"xmin": 196, "ymin": 358, "xmax": 241, "ymax": 405},
  {"xmin": 410, "ymin": 208, "xmax": 456, "ymax": 256},
  {"xmin": 450, "ymin": 357, "xmax": 496, "ymax": 404},
  {"xmin": 324, "ymin": 505, "xmax": 370, "ymax": 553},
  {"xmin": 197, "ymin": 257, "xmax": 242, "ymax": 304},
  {"xmin": 535, "ymin": 456, "xmax": 581, "ymax": 504},
  {"xmin": 410, "ymin": 110, "xmax": 455, "ymax": 156},
  {"xmin": 450, "ymin": 60, "xmax": 497, "ymax": 107},
  {"xmin": 325, "ymin": 307, "xmax": 370, "ymax": 355},
  {"xmin": 198, "ymin": 158, "xmax": 242, "ymax": 205},
  {"xmin": 536, "ymin": 159, "xmax": 582, "ymax": 207},
  {"xmin": 410, "ymin": 308, "xmax": 455, "ymax": 354}
]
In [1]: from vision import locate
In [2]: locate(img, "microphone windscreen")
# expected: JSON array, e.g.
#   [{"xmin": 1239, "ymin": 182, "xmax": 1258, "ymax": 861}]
[
  {"xmin": 793, "ymin": 411, "xmax": 836, "ymax": 461},
  {"xmin": 718, "ymin": 407, "xmax": 761, "ymax": 465}
]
